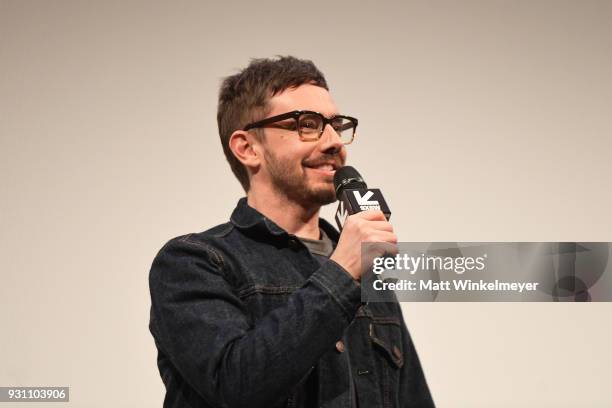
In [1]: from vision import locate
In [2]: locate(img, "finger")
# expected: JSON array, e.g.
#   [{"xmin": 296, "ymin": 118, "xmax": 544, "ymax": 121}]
[
  {"xmin": 364, "ymin": 231, "xmax": 398, "ymax": 244},
  {"xmin": 367, "ymin": 241, "xmax": 399, "ymax": 257},
  {"xmin": 363, "ymin": 220, "xmax": 394, "ymax": 232},
  {"xmin": 353, "ymin": 210, "xmax": 386, "ymax": 222}
]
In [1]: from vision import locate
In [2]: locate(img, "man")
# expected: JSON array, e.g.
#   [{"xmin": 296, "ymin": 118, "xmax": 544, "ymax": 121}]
[{"xmin": 149, "ymin": 56, "xmax": 434, "ymax": 408}]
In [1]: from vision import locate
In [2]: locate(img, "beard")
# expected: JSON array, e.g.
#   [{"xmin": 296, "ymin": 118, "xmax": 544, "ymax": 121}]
[{"xmin": 263, "ymin": 149, "xmax": 339, "ymax": 207}]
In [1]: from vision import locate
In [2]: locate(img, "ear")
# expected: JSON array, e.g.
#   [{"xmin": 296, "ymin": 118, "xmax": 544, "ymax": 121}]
[{"xmin": 229, "ymin": 130, "xmax": 262, "ymax": 172}]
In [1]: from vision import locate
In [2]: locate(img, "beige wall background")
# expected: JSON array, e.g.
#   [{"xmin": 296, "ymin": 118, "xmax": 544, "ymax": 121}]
[{"xmin": 1, "ymin": 1, "xmax": 611, "ymax": 407}]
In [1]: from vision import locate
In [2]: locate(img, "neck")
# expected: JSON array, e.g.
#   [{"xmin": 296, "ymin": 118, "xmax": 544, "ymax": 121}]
[{"xmin": 247, "ymin": 187, "xmax": 321, "ymax": 240}]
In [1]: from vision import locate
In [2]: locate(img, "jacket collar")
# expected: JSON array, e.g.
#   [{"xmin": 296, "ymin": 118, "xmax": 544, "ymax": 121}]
[{"xmin": 230, "ymin": 197, "xmax": 340, "ymax": 243}]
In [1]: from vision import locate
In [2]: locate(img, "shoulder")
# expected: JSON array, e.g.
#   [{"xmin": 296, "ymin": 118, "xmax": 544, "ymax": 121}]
[
  {"xmin": 156, "ymin": 222, "xmax": 234, "ymax": 255},
  {"xmin": 149, "ymin": 222, "xmax": 238, "ymax": 283}
]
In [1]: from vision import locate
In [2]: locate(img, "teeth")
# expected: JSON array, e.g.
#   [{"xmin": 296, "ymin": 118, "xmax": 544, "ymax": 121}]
[{"xmin": 306, "ymin": 163, "xmax": 335, "ymax": 171}]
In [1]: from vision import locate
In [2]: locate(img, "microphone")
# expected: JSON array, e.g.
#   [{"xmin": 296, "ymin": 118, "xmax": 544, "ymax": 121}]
[{"xmin": 333, "ymin": 166, "xmax": 391, "ymax": 230}]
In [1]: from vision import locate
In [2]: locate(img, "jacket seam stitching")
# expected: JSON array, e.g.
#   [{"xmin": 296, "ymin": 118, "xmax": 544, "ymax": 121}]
[
  {"xmin": 178, "ymin": 234, "xmax": 226, "ymax": 269},
  {"xmin": 310, "ymin": 273, "xmax": 352, "ymax": 319}
]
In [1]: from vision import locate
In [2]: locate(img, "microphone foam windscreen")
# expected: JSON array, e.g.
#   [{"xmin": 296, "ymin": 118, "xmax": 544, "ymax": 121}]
[{"xmin": 334, "ymin": 166, "xmax": 367, "ymax": 199}]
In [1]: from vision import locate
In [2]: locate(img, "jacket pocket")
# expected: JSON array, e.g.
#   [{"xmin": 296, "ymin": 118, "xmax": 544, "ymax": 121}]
[
  {"xmin": 369, "ymin": 321, "xmax": 404, "ymax": 368},
  {"xmin": 368, "ymin": 320, "xmax": 404, "ymax": 408}
]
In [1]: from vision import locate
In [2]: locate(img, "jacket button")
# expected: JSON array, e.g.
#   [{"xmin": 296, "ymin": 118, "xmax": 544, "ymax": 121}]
[{"xmin": 335, "ymin": 340, "xmax": 345, "ymax": 353}]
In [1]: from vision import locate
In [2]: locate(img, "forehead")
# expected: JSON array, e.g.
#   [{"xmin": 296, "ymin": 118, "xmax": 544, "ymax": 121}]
[{"xmin": 267, "ymin": 83, "xmax": 339, "ymax": 117}]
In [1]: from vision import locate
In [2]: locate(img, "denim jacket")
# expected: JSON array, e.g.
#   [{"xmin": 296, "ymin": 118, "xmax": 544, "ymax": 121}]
[{"xmin": 149, "ymin": 198, "xmax": 435, "ymax": 408}]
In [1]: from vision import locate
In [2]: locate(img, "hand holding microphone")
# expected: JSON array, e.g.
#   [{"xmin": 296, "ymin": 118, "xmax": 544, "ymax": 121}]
[{"xmin": 330, "ymin": 166, "xmax": 397, "ymax": 281}]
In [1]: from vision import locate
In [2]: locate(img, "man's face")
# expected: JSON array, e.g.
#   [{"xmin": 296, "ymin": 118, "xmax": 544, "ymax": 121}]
[{"xmin": 257, "ymin": 84, "xmax": 347, "ymax": 207}]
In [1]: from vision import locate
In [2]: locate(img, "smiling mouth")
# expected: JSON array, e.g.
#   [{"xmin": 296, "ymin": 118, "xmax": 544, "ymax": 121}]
[
  {"xmin": 303, "ymin": 159, "xmax": 341, "ymax": 172},
  {"xmin": 306, "ymin": 163, "xmax": 336, "ymax": 172}
]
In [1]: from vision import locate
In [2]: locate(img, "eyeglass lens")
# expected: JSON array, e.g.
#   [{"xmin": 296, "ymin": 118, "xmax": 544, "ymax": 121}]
[{"xmin": 298, "ymin": 113, "xmax": 355, "ymax": 144}]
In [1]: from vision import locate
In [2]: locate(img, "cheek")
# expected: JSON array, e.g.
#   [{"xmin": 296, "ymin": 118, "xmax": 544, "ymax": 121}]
[
  {"xmin": 294, "ymin": 146, "xmax": 319, "ymax": 167},
  {"xmin": 264, "ymin": 138, "xmax": 318, "ymax": 172},
  {"xmin": 267, "ymin": 151, "xmax": 306, "ymax": 176}
]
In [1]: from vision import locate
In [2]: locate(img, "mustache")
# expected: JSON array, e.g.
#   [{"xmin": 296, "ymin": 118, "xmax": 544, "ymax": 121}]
[{"xmin": 302, "ymin": 154, "xmax": 344, "ymax": 168}]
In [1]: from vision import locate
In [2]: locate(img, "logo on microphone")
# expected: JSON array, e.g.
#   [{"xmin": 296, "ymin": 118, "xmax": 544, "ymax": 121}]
[
  {"xmin": 335, "ymin": 201, "xmax": 348, "ymax": 227},
  {"xmin": 353, "ymin": 190, "xmax": 380, "ymax": 211}
]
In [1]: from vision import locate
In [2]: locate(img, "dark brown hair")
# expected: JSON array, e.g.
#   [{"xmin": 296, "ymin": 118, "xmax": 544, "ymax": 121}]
[{"xmin": 217, "ymin": 56, "xmax": 328, "ymax": 191}]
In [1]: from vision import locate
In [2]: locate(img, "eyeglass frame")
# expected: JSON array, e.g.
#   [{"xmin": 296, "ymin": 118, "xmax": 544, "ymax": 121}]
[{"xmin": 242, "ymin": 110, "xmax": 358, "ymax": 144}]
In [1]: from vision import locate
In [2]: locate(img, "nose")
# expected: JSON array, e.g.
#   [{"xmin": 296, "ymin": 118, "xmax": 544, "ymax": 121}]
[{"xmin": 318, "ymin": 123, "xmax": 344, "ymax": 155}]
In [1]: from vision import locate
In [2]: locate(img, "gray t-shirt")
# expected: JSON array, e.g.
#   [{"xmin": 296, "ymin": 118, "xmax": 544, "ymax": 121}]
[{"xmin": 298, "ymin": 228, "xmax": 334, "ymax": 265}]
